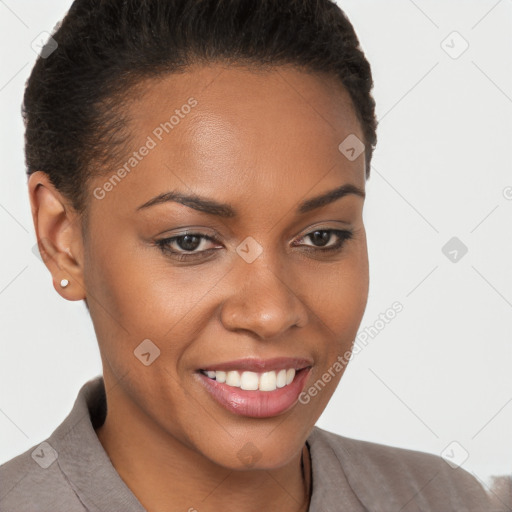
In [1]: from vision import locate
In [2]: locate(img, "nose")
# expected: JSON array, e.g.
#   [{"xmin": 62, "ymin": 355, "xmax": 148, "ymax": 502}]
[{"xmin": 219, "ymin": 256, "xmax": 309, "ymax": 340}]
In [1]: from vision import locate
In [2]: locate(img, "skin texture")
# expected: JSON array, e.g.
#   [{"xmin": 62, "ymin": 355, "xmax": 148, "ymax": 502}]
[{"xmin": 28, "ymin": 64, "xmax": 369, "ymax": 512}]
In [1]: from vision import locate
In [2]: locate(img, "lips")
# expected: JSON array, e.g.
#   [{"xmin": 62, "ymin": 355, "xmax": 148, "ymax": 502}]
[
  {"xmin": 195, "ymin": 357, "xmax": 313, "ymax": 418},
  {"xmin": 199, "ymin": 356, "xmax": 313, "ymax": 373}
]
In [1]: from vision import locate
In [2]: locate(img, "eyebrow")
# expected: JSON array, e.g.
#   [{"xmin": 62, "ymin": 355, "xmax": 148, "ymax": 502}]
[{"xmin": 136, "ymin": 183, "xmax": 365, "ymax": 217}]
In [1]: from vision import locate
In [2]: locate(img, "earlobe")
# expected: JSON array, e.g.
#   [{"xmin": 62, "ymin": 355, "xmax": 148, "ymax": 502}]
[{"xmin": 28, "ymin": 171, "xmax": 86, "ymax": 302}]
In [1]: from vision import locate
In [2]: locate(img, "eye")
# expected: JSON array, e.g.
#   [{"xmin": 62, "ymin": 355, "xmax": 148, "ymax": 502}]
[
  {"xmin": 294, "ymin": 229, "xmax": 354, "ymax": 253},
  {"xmin": 155, "ymin": 228, "xmax": 354, "ymax": 262},
  {"xmin": 155, "ymin": 232, "xmax": 220, "ymax": 261}
]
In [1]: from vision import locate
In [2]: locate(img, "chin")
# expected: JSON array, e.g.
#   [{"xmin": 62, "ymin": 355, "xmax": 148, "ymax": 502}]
[{"xmin": 193, "ymin": 428, "xmax": 307, "ymax": 471}]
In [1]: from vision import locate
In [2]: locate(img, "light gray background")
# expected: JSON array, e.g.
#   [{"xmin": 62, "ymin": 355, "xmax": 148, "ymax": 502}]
[{"xmin": 1, "ymin": 0, "xmax": 511, "ymax": 494}]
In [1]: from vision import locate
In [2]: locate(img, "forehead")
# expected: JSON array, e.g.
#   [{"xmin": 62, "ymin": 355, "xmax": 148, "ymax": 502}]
[
  {"xmin": 90, "ymin": 64, "xmax": 366, "ymax": 219},
  {"xmin": 131, "ymin": 63, "xmax": 363, "ymax": 147}
]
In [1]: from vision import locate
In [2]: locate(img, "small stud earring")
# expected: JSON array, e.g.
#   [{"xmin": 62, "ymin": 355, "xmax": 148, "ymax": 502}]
[{"xmin": 60, "ymin": 279, "xmax": 69, "ymax": 288}]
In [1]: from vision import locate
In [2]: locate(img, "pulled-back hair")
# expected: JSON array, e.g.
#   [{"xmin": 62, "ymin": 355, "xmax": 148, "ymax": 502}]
[{"xmin": 23, "ymin": 0, "xmax": 377, "ymax": 223}]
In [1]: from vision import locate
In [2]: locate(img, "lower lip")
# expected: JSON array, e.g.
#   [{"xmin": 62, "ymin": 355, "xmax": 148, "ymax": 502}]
[{"xmin": 196, "ymin": 368, "xmax": 311, "ymax": 418}]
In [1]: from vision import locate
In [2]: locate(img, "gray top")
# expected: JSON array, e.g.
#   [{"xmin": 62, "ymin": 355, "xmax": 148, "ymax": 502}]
[{"xmin": 0, "ymin": 376, "xmax": 491, "ymax": 512}]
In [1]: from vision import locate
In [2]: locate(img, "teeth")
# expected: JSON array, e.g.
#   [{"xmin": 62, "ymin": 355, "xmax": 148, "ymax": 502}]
[
  {"xmin": 240, "ymin": 371, "xmax": 259, "ymax": 390},
  {"xmin": 226, "ymin": 370, "xmax": 241, "ymax": 387},
  {"xmin": 259, "ymin": 371, "xmax": 277, "ymax": 391},
  {"xmin": 276, "ymin": 369, "xmax": 287, "ymax": 388},
  {"xmin": 202, "ymin": 368, "xmax": 299, "ymax": 391}
]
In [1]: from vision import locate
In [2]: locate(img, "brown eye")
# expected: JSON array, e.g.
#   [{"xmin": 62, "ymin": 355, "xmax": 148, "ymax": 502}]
[
  {"xmin": 174, "ymin": 234, "xmax": 202, "ymax": 251},
  {"xmin": 155, "ymin": 228, "xmax": 354, "ymax": 263},
  {"xmin": 308, "ymin": 230, "xmax": 331, "ymax": 247},
  {"xmin": 298, "ymin": 229, "xmax": 354, "ymax": 252},
  {"xmin": 155, "ymin": 232, "xmax": 219, "ymax": 261}
]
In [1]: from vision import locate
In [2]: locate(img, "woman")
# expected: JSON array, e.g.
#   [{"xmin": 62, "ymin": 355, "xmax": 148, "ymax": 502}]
[{"xmin": 0, "ymin": 1, "xmax": 491, "ymax": 510}]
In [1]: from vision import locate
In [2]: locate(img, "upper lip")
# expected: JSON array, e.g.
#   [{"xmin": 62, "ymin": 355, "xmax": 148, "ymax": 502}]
[{"xmin": 199, "ymin": 357, "xmax": 313, "ymax": 373}]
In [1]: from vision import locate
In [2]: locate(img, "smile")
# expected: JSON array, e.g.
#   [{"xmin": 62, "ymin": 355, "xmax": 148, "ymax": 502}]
[{"xmin": 196, "ymin": 357, "xmax": 313, "ymax": 418}]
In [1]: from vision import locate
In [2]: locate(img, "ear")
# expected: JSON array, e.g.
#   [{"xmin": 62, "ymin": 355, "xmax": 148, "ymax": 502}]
[{"xmin": 28, "ymin": 171, "xmax": 86, "ymax": 301}]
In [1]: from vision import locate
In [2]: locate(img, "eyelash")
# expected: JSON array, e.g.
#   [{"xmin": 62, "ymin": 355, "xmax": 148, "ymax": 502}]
[{"xmin": 155, "ymin": 229, "xmax": 354, "ymax": 262}]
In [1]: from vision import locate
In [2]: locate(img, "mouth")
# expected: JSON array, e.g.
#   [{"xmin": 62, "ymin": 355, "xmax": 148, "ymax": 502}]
[{"xmin": 195, "ymin": 357, "xmax": 312, "ymax": 418}]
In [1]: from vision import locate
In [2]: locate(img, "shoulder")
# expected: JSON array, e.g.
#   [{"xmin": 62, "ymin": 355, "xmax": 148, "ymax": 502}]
[
  {"xmin": 0, "ymin": 442, "xmax": 85, "ymax": 512},
  {"xmin": 488, "ymin": 475, "xmax": 512, "ymax": 512},
  {"xmin": 308, "ymin": 426, "xmax": 491, "ymax": 512}
]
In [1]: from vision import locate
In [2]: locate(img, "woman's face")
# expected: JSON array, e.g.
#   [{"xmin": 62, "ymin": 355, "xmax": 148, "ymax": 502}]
[{"xmin": 83, "ymin": 64, "xmax": 369, "ymax": 469}]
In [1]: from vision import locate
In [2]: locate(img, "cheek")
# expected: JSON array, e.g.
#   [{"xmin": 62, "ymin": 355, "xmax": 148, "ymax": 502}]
[
  {"xmin": 84, "ymin": 233, "xmax": 230, "ymax": 383},
  {"xmin": 302, "ymin": 237, "xmax": 369, "ymax": 403},
  {"xmin": 308, "ymin": 239, "xmax": 369, "ymax": 341},
  {"xmin": 84, "ymin": 226, "xmax": 212, "ymax": 333},
  {"xmin": 298, "ymin": 250, "xmax": 369, "ymax": 416}
]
